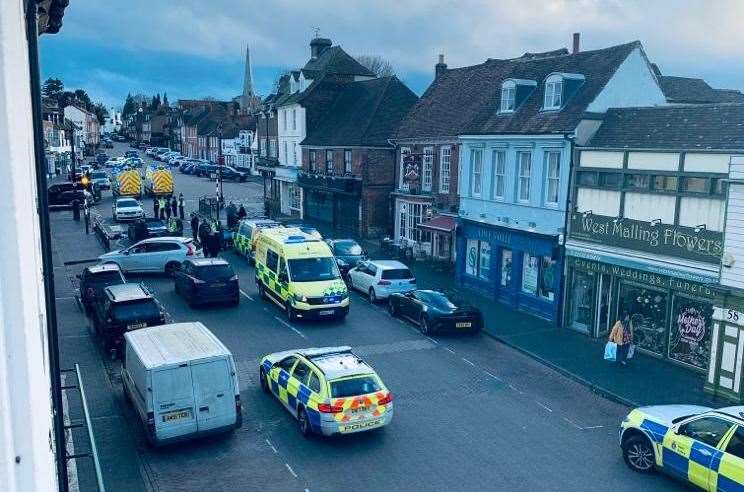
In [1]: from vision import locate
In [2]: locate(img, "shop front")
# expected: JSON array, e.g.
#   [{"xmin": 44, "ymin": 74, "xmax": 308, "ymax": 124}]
[
  {"xmin": 456, "ymin": 219, "xmax": 562, "ymax": 323},
  {"xmin": 565, "ymin": 252, "xmax": 720, "ymax": 372}
]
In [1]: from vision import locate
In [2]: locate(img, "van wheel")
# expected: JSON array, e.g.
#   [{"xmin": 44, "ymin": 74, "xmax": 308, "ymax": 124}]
[
  {"xmin": 298, "ymin": 408, "xmax": 311, "ymax": 437},
  {"xmin": 260, "ymin": 369, "xmax": 270, "ymax": 394},
  {"xmin": 286, "ymin": 302, "xmax": 298, "ymax": 322}
]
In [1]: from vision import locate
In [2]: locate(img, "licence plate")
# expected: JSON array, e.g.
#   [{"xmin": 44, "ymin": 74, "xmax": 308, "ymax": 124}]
[
  {"xmin": 163, "ymin": 410, "xmax": 190, "ymax": 422},
  {"xmin": 319, "ymin": 310, "xmax": 335, "ymax": 316},
  {"xmin": 456, "ymin": 322, "xmax": 472, "ymax": 328},
  {"xmin": 340, "ymin": 418, "xmax": 383, "ymax": 433},
  {"xmin": 211, "ymin": 282, "xmax": 226, "ymax": 288},
  {"xmin": 127, "ymin": 322, "xmax": 146, "ymax": 330},
  {"xmin": 210, "ymin": 173, "xmax": 216, "ymax": 179}
]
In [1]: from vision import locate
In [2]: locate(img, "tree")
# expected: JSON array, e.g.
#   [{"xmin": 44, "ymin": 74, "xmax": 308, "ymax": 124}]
[
  {"xmin": 356, "ymin": 55, "xmax": 395, "ymax": 78},
  {"xmin": 42, "ymin": 78, "xmax": 64, "ymax": 101},
  {"xmin": 73, "ymin": 89, "xmax": 92, "ymax": 109},
  {"xmin": 93, "ymin": 103, "xmax": 108, "ymax": 125},
  {"xmin": 163, "ymin": 92, "xmax": 169, "ymax": 107}
]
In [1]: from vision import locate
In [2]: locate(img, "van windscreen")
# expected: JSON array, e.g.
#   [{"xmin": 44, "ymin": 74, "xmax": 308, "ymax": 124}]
[{"xmin": 288, "ymin": 257, "xmax": 340, "ymax": 282}]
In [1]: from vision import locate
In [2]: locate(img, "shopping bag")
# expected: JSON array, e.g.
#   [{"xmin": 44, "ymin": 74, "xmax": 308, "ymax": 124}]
[
  {"xmin": 604, "ymin": 342, "xmax": 617, "ymax": 361},
  {"xmin": 627, "ymin": 344, "xmax": 635, "ymax": 359}
]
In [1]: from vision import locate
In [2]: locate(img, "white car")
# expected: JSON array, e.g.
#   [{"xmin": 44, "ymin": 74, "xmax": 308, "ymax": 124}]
[
  {"xmin": 112, "ymin": 198, "xmax": 144, "ymax": 222},
  {"xmin": 106, "ymin": 157, "xmax": 126, "ymax": 168},
  {"xmin": 99, "ymin": 237, "xmax": 202, "ymax": 275},
  {"xmin": 347, "ymin": 260, "xmax": 416, "ymax": 303}
]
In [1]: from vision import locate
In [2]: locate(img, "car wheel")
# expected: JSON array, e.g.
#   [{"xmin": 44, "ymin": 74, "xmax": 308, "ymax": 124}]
[
  {"xmin": 388, "ymin": 300, "xmax": 397, "ymax": 317},
  {"xmin": 259, "ymin": 368, "xmax": 270, "ymax": 394},
  {"xmin": 420, "ymin": 315, "xmax": 431, "ymax": 335},
  {"xmin": 347, "ymin": 276, "xmax": 354, "ymax": 292},
  {"xmin": 286, "ymin": 302, "xmax": 297, "ymax": 322},
  {"xmin": 164, "ymin": 262, "xmax": 180, "ymax": 277},
  {"xmin": 369, "ymin": 288, "xmax": 377, "ymax": 304},
  {"xmin": 298, "ymin": 407, "xmax": 311, "ymax": 437},
  {"xmin": 622, "ymin": 435, "xmax": 655, "ymax": 473}
]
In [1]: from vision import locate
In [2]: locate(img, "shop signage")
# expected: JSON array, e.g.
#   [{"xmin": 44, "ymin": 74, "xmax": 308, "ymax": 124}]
[
  {"xmin": 714, "ymin": 307, "xmax": 744, "ymax": 327},
  {"xmin": 677, "ymin": 307, "xmax": 707, "ymax": 344},
  {"xmin": 569, "ymin": 213, "xmax": 723, "ymax": 264},
  {"xmin": 568, "ymin": 257, "xmax": 717, "ymax": 299},
  {"xmin": 402, "ymin": 153, "xmax": 420, "ymax": 183}
]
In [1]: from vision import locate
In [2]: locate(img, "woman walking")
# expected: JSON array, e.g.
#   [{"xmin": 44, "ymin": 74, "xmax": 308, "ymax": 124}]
[{"xmin": 609, "ymin": 314, "xmax": 634, "ymax": 366}]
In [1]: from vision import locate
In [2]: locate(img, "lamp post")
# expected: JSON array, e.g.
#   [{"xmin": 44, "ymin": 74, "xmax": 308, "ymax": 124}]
[
  {"xmin": 64, "ymin": 121, "xmax": 76, "ymax": 182},
  {"xmin": 217, "ymin": 121, "xmax": 224, "ymax": 215}
]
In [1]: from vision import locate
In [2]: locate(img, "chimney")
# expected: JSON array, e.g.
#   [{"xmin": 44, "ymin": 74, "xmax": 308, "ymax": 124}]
[
  {"xmin": 435, "ymin": 54, "xmax": 447, "ymax": 78},
  {"xmin": 572, "ymin": 32, "xmax": 580, "ymax": 54},
  {"xmin": 310, "ymin": 37, "xmax": 332, "ymax": 60}
]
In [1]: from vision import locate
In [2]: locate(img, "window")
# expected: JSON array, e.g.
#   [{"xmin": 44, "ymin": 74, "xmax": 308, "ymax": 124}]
[
  {"xmin": 308, "ymin": 372, "xmax": 321, "ymax": 393},
  {"xmin": 470, "ymin": 149, "xmax": 483, "ymax": 197},
  {"xmin": 283, "ymin": 141, "xmax": 288, "ymax": 164},
  {"xmin": 521, "ymin": 254, "xmax": 539, "ymax": 294},
  {"xmin": 344, "ymin": 150, "xmax": 352, "ymax": 174},
  {"xmin": 440, "ymin": 147, "xmax": 451, "ymax": 193},
  {"xmin": 422, "ymin": 147, "xmax": 433, "ymax": 191},
  {"xmin": 399, "ymin": 201, "xmax": 430, "ymax": 242},
  {"xmin": 309, "ymin": 150, "xmax": 317, "ymax": 171},
  {"xmin": 545, "ymin": 151, "xmax": 560, "ymax": 205},
  {"xmin": 465, "ymin": 239, "xmax": 491, "ymax": 280},
  {"xmin": 269, "ymin": 139, "xmax": 277, "ymax": 158},
  {"xmin": 399, "ymin": 147, "xmax": 410, "ymax": 191},
  {"xmin": 479, "ymin": 242, "xmax": 491, "ymax": 281},
  {"xmin": 501, "ymin": 82, "xmax": 516, "ymax": 112},
  {"xmin": 599, "ymin": 173, "xmax": 621, "ymax": 188},
  {"xmin": 713, "ymin": 178, "xmax": 728, "ymax": 196},
  {"xmin": 277, "ymin": 356, "xmax": 297, "ymax": 372},
  {"xmin": 679, "ymin": 417, "xmax": 733, "ymax": 447},
  {"xmin": 653, "ymin": 175, "xmax": 679, "ymax": 192},
  {"xmin": 260, "ymin": 138, "xmax": 267, "ymax": 157},
  {"xmin": 292, "ymin": 362, "xmax": 312, "ymax": 385},
  {"xmin": 500, "ymin": 249, "xmax": 512, "ymax": 287},
  {"xmin": 577, "ymin": 171, "xmax": 598, "ymax": 186},
  {"xmin": 624, "ymin": 174, "xmax": 650, "ymax": 190},
  {"xmin": 683, "ymin": 177, "xmax": 711, "ymax": 193},
  {"xmin": 538, "ymin": 256, "xmax": 556, "ymax": 301},
  {"xmin": 291, "ymin": 109, "xmax": 296, "ymax": 131},
  {"xmin": 289, "ymin": 184, "xmax": 301, "ymax": 211},
  {"xmin": 266, "ymin": 249, "xmax": 279, "ymax": 272},
  {"xmin": 518, "ymin": 151, "xmax": 532, "ymax": 201},
  {"xmin": 726, "ymin": 427, "xmax": 744, "ymax": 460},
  {"xmin": 282, "ymin": 110, "xmax": 287, "ymax": 131},
  {"xmin": 325, "ymin": 150, "xmax": 334, "ymax": 174},
  {"xmin": 491, "ymin": 150, "xmax": 505, "ymax": 199},
  {"xmin": 544, "ymin": 76, "xmax": 563, "ymax": 109},
  {"xmin": 292, "ymin": 142, "xmax": 297, "ymax": 165}
]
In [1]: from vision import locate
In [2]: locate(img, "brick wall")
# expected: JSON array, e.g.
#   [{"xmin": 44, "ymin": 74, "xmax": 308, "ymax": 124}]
[{"xmin": 395, "ymin": 142, "xmax": 459, "ymax": 212}]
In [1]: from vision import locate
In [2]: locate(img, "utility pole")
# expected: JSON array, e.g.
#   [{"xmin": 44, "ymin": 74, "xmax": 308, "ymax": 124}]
[
  {"xmin": 217, "ymin": 121, "xmax": 224, "ymax": 217},
  {"xmin": 66, "ymin": 122, "xmax": 76, "ymax": 182}
]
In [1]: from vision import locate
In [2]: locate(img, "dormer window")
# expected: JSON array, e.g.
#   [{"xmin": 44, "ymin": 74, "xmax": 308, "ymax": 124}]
[
  {"xmin": 544, "ymin": 75, "xmax": 563, "ymax": 109},
  {"xmin": 501, "ymin": 81, "xmax": 516, "ymax": 112}
]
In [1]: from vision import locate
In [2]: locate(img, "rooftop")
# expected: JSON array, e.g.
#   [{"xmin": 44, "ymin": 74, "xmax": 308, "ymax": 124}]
[
  {"xmin": 105, "ymin": 283, "xmax": 151, "ymax": 302},
  {"xmin": 125, "ymin": 322, "xmax": 230, "ymax": 369}
]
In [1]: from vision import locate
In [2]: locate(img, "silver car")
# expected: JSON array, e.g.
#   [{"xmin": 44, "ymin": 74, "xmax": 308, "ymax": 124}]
[
  {"xmin": 347, "ymin": 260, "xmax": 416, "ymax": 303},
  {"xmin": 112, "ymin": 198, "xmax": 144, "ymax": 222},
  {"xmin": 98, "ymin": 237, "xmax": 202, "ymax": 275}
]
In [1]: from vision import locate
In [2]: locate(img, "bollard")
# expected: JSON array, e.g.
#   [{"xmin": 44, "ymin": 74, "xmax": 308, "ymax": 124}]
[{"xmin": 71, "ymin": 200, "xmax": 80, "ymax": 221}]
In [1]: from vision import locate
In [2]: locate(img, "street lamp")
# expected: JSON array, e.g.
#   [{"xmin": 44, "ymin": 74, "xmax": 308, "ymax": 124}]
[
  {"xmin": 63, "ymin": 120, "xmax": 76, "ymax": 182},
  {"xmin": 217, "ymin": 121, "xmax": 224, "ymax": 214}
]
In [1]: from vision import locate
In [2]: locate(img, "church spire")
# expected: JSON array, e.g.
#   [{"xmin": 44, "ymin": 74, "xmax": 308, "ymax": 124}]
[{"xmin": 242, "ymin": 45, "xmax": 254, "ymax": 98}]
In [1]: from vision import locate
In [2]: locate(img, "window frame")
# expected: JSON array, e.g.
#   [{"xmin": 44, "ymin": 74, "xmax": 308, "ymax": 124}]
[
  {"xmin": 491, "ymin": 149, "xmax": 506, "ymax": 200},
  {"xmin": 309, "ymin": 150, "xmax": 317, "ymax": 171},
  {"xmin": 517, "ymin": 151, "xmax": 532, "ymax": 202},
  {"xmin": 544, "ymin": 76, "xmax": 563, "ymax": 110},
  {"xmin": 422, "ymin": 147, "xmax": 434, "ymax": 192},
  {"xmin": 399, "ymin": 147, "xmax": 411, "ymax": 191},
  {"xmin": 544, "ymin": 151, "xmax": 561, "ymax": 206},
  {"xmin": 439, "ymin": 146, "xmax": 451, "ymax": 193},
  {"xmin": 500, "ymin": 83, "xmax": 516, "ymax": 113},
  {"xmin": 470, "ymin": 148, "xmax": 483, "ymax": 198}
]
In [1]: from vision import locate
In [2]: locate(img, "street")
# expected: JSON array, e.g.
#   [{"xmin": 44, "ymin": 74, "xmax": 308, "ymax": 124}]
[{"xmin": 51, "ymin": 142, "xmax": 684, "ymax": 491}]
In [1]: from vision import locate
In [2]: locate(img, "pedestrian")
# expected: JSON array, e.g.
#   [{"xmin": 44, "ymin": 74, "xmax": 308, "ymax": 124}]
[
  {"xmin": 226, "ymin": 202, "xmax": 237, "ymax": 229},
  {"xmin": 159, "ymin": 196, "xmax": 167, "ymax": 219},
  {"xmin": 237, "ymin": 204, "xmax": 247, "ymax": 221},
  {"xmin": 190, "ymin": 213, "xmax": 199, "ymax": 241},
  {"xmin": 609, "ymin": 313, "xmax": 634, "ymax": 366},
  {"xmin": 208, "ymin": 230, "xmax": 221, "ymax": 258},
  {"xmin": 171, "ymin": 196, "xmax": 177, "ymax": 218},
  {"xmin": 83, "ymin": 200, "xmax": 90, "ymax": 234},
  {"xmin": 178, "ymin": 193, "xmax": 185, "ymax": 220},
  {"xmin": 198, "ymin": 221, "xmax": 210, "ymax": 250},
  {"xmin": 153, "ymin": 197, "xmax": 159, "ymax": 219}
]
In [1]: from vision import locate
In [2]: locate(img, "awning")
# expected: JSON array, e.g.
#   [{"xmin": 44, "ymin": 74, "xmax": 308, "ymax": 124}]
[{"xmin": 418, "ymin": 215, "xmax": 456, "ymax": 233}]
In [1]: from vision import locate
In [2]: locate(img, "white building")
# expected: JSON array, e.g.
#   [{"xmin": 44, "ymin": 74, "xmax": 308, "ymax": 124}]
[
  {"xmin": 221, "ymin": 128, "xmax": 255, "ymax": 171},
  {"xmin": 64, "ymin": 104, "xmax": 100, "ymax": 151},
  {"xmin": 103, "ymin": 107, "xmax": 121, "ymax": 134}
]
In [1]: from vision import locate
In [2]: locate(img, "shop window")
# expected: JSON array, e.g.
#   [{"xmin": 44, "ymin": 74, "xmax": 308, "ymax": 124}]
[
  {"xmin": 598, "ymin": 172, "xmax": 621, "ymax": 188},
  {"xmin": 683, "ymin": 177, "xmax": 711, "ymax": 193},
  {"xmin": 479, "ymin": 242, "xmax": 491, "ymax": 281},
  {"xmin": 500, "ymin": 249, "xmax": 512, "ymax": 287},
  {"xmin": 326, "ymin": 150, "xmax": 334, "ymax": 174},
  {"xmin": 653, "ymin": 175, "xmax": 678, "ymax": 192},
  {"xmin": 713, "ymin": 178, "xmax": 728, "ymax": 196},
  {"xmin": 668, "ymin": 296, "xmax": 713, "ymax": 370},
  {"xmin": 309, "ymin": 150, "xmax": 317, "ymax": 171},
  {"xmin": 619, "ymin": 283, "xmax": 668, "ymax": 356},
  {"xmin": 289, "ymin": 185, "xmax": 301, "ymax": 211},
  {"xmin": 623, "ymin": 174, "xmax": 650, "ymax": 190},
  {"xmin": 576, "ymin": 171, "xmax": 598, "ymax": 187},
  {"xmin": 344, "ymin": 150, "xmax": 352, "ymax": 174},
  {"xmin": 465, "ymin": 239, "xmax": 491, "ymax": 280},
  {"xmin": 568, "ymin": 270, "xmax": 596, "ymax": 332},
  {"xmin": 538, "ymin": 257, "xmax": 556, "ymax": 301},
  {"xmin": 521, "ymin": 254, "xmax": 539, "ymax": 295}
]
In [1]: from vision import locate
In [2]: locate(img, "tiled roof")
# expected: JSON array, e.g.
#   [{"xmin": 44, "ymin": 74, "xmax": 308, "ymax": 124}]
[
  {"xmin": 658, "ymin": 76, "xmax": 744, "ymax": 103},
  {"xmin": 396, "ymin": 41, "xmax": 641, "ymax": 139},
  {"xmin": 586, "ymin": 104, "xmax": 744, "ymax": 150},
  {"xmin": 301, "ymin": 46, "xmax": 374, "ymax": 79},
  {"xmin": 302, "ymin": 77, "xmax": 418, "ymax": 147}
]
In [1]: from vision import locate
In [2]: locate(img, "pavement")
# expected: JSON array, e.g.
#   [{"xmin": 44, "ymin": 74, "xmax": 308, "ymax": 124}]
[{"xmin": 50, "ymin": 142, "xmax": 684, "ymax": 491}]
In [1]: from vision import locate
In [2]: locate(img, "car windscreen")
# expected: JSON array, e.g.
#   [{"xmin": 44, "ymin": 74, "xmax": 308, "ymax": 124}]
[
  {"xmin": 195, "ymin": 265, "xmax": 235, "ymax": 281},
  {"xmin": 112, "ymin": 299, "xmax": 159, "ymax": 320},
  {"xmin": 330, "ymin": 376, "xmax": 381, "ymax": 398},
  {"xmin": 333, "ymin": 241, "xmax": 363, "ymax": 256},
  {"xmin": 420, "ymin": 291, "xmax": 457, "ymax": 310},
  {"xmin": 118, "ymin": 199, "xmax": 139, "ymax": 207},
  {"xmin": 88, "ymin": 271, "xmax": 124, "ymax": 286},
  {"xmin": 381, "ymin": 268, "xmax": 413, "ymax": 280},
  {"xmin": 288, "ymin": 257, "xmax": 340, "ymax": 282}
]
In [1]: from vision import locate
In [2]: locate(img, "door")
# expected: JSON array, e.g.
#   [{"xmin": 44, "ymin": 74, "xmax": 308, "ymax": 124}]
[
  {"xmin": 288, "ymin": 361, "xmax": 312, "ymax": 417},
  {"xmin": 121, "ymin": 243, "xmax": 148, "ymax": 271},
  {"xmin": 152, "ymin": 366, "xmax": 198, "ymax": 441},
  {"xmin": 271, "ymin": 356, "xmax": 298, "ymax": 406},
  {"xmin": 334, "ymin": 196, "xmax": 359, "ymax": 235},
  {"xmin": 568, "ymin": 270, "xmax": 596, "ymax": 334},
  {"xmin": 190, "ymin": 359, "xmax": 236, "ymax": 431},
  {"xmin": 662, "ymin": 416, "xmax": 734, "ymax": 489},
  {"xmin": 717, "ymin": 425, "xmax": 744, "ymax": 492},
  {"xmin": 594, "ymin": 274, "xmax": 614, "ymax": 338},
  {"xmin": 349, "ymin": 263, "xmax": 367, "ymax": 292}
]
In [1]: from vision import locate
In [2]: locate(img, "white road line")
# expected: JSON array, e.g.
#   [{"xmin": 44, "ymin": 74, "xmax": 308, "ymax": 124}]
[
  {"xmin": 425, "ymin": 336, "xmax": 438, "ymax": 344},
  {"xmin": 285, "ymin": 463, "xmax": 298, "ymax": 479},
  {"xmin": 562, "ymin": 417, "xmax": 583, "ymax": 429},
  {"xmin": 55, "ymin": 296, "xmax": 75, "ymax": 300},
  {"xmin": 461, "ymin": 357, "xmax": 475, "ymax": 367},
  {"xmin": 582, "ymin": 425, "xmax": 605, "ymax": 430},
  {"xmin": 484, "ymin": 371, "xmax": 502, "ymax": 382},
  {"xmin": 265, "ymin": 438, "xmax": 278, "ymax": 454},
  {"xmin": 444, "ymin": 347, "xmax": 455, "ymax": 354},
  {"xmin": 507, "ymin": 383, "xmax": 523, "ymax": 394},
  {"xmin": 534, "ymin": 401, "xmax": 553, "ymax": 413},
  {"xmin": 239, "ymin": 289, "xmax": 254, "ymax": 301},
  {"xmin": 274, "ymin": 316, "xmax": 308, "ymax": 339}
]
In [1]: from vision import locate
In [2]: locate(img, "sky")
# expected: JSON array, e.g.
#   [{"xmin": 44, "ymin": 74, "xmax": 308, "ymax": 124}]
[{"xmin": 40, "ymin": 0, "xmax": 744, "ymax": 110}]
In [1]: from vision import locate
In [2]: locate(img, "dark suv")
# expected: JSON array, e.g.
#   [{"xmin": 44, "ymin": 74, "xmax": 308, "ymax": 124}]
[
  {"xmin": 217, "ymin": 166, "xmax": 248, "ymax": 182},
  {"xmin": 78, "ymin": 264, "xmax": 127, "ymax": 313},
  {"xmin": 91, "ymin": 283, "xmax": 165, "ymax": 355},
  {"xmin": 48, "ymin": 182, "xmax": 90, "ymax": 206},
  {"xmin": 174, "ymin": 258, "xmax": 239, "ymax": 307}
]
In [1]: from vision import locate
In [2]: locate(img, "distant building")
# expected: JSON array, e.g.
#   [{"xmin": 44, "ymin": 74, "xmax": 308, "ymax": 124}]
[
  {"xmin": 235, "ymin": 46, "xmax": 261, "ymax": 114},
  {"xmin": 64, "ymin": 104, "xmax": 100, "ymax": 154}
]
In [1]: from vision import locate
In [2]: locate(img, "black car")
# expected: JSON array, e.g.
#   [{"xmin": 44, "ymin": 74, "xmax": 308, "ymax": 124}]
[
  {"xmin": 127, "ymin": 218, "xmax": 168, "ymax": 242},
  {"xmin": 194, "ymin": 163, "xmax": 218, "ymax": 177},
  {"xmin": 388, "ymin": 289, "xmax": 483, "ymax": 335},
  {"xmin": 326, "ymin": 239, "xmax": 366, "ymax": 278},
  {"xmin": 217, "ymin": 166, "xmax": 248, "ymax": 182},
  {"xmin": 91, "ymin": 283, "xmax": 165, "ymax": 354},
  {"xmin": 47, "ymin": 182, "xmax": 89, "ymax": 206},
  {"xmin": 174, "ymin": 258, "xmax": 239, "ymax": 307},
  {"xmin": 77, "ymin": 264, "xmax": 126, "ymax": 313},
  {"xmin": 124, "ymin": 150, "xmax": 139, "ymax": 159}
]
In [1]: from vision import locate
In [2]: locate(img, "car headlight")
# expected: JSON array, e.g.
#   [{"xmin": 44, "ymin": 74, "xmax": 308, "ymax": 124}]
[{"xmin": 294, "ymin": 293, "xmax": 307, "ymax": 302}]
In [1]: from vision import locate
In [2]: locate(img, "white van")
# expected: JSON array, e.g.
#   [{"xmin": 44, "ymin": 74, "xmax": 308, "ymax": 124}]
[{"xmin": 122, "ymin": 322, "xmax": 242, "ymax": 446}]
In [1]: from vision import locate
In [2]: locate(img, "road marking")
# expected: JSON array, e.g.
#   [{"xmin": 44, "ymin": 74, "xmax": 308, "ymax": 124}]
[
  {"xmin": 239, "ymin": 289, "xmax": 254, "ymax": 301},
  {"xmin": 562, "ymin": 417, "xmax": 583, "ymax": 429},
  {"xmin": 507, "ymin": 383, "xmax": 523, "ymax": 394},
  {"xmin": 444, "ymin": 347, "xmax": 455, "ymax": 354},
  {"xmin": 534, "ymin": 401, "xmax": 553, "ymax": 413},
  {"xmin": 582, "ymin": 425, "xmax": 604, "ymax": 430},
  {"xmin": 461, "ymin": 357, "xmax": 475, "ymax": 367},
  {"xmin": 285, "ymin": 463, "xmax": 298, "ymax": 479},
  {"xmin": 425, "ymin": 336, "xmax": 438, "ymax": 344},
  {"xmin": 484, "ymin": 371, "xmax": 502, "ymax": 382},
  {"xmin": 274, "ymin": 316, "xmax": 308, "ymax": 339},
  {"xmin": 265, "ymin": 438, "xmax": 278, "ymax": 454}
]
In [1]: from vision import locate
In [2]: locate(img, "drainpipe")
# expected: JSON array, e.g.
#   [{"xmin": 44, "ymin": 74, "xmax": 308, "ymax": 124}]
[{"xmin": 559, "ymin": 133, "xmax": 577, "ymax": 330}]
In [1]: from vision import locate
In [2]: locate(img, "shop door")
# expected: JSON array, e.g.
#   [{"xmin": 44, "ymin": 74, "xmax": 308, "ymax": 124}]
[
  {"xmin": 334, "ymin": 195, "xmax": 359, "ymax": 236},
  {"xmin": 594, "ymin": 274, "xmax": 614, "ymax": 338},
  {"xmin": 567, "ymin": 270, "xmax": 596, "ymax": 334},
  {"xmin": 305, "ymin": 191, "xmax": 333, "ymax": 224}
]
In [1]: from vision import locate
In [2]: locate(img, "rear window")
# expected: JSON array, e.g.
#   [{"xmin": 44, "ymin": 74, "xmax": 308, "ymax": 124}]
[
  {"xmin": 112, "ymin": 299, "xmax": 160, "ymax": 320},
  {"xmin": 195, "ymin": 265, "xmax": 235, "ymax": 281},
  {"xmin": 88, "ymin": 271, "xmax": 123, "ymax": 285},
  {"xmin": 330, "ymin": 376, "xmax": 381, "ymax": 398},
  {"xmin": 381, "ymin": 268, "xmax": 413, "ymax": 280},
  {"xmin": 334, "ymin": 241, "xmax": 363, "ymax": 256},
  {"xmin": 118, "ymin": 199, "xmax": 138, "ymax": 207}
]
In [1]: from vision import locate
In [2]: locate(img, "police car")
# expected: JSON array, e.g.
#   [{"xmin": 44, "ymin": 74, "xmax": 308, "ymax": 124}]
[
  {"xmin": 620, "ymin": 404, "xmax": 744, "ymax": 490},
  {"xmin": 259, "ymin": 346, "xmax": 393, "ymax": 437}
]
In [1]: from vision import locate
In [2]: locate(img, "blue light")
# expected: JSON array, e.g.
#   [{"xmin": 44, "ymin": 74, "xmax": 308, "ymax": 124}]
[{"xmin": 285, "ymin": 235, "xmax": 306, "ymax": 244}]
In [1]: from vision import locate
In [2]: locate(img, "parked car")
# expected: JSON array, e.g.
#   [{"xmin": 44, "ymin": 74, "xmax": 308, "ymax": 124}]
[
  {"xmin": 127, "ymin": 218, "xmax": 168, "ymax": 242},
  {"xmin": 174, "ymin": 258, "xmax": 240, "ymax": 307},
  {"xmin": 98, "ymin": 236, "xmax": 201, "ymax": 275},
  {"xmin": 89, "ymin": 170, "xmax": 110, "ymax": 191},
  {"xmin": 91, "ymin": 283, "xmax": 165, "ymax": 354},
  {"xmin": 112, "ymin": 198, "xmax": 144, "ymax": 222},
  {"xmin": 388, "ymin": 289, "xmax": 483, "ymax": 335},
  {"xmin": 122, "ymin": 322, "xmax": 242, "ymax": 446},
  {"xmin": 347, "ymin": 260, "xmax": 416, "ymax": 303},
  {"xmin": 182, "ymin": 163, "xmax": 197, "ymax": 174},
  {"xmin": 178, "ymin": 160, "xmax": 195, "ymax": 173},
  {"xmin": 216, "ymin": 166, "xmax": 248, "ymax": 182},
  {"xmin": 77, "ymin": 263, "xmax": 126, "ymax": 313},
  {"xmin": 194, "ymin": 162, "xmax": 218, "ymax": 177},
  {"xmin": 326, "ymin": 239, "xmax": 367, "ymax": 279},
  {"xmin": 96, "ymin": 153, "xmax": 109, "ymax": 166},
  {"xmin": 124, "ymin": 150, "xmax": 139, "ymax": 159},
  {"xmin": 125, "ymin": 157, "xmax": 144, "ymax": 169},
  {"xmin": 47, "ymin": 182, "xmax": 90, "ymax": 207},
  {"xmin": 154, "ymin": 148, "xmax": 171, "ymax": 160}
]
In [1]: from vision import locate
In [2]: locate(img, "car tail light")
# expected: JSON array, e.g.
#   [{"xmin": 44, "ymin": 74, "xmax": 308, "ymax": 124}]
[
  {"xmin": 409, "ymin": 278, "xmax": 417, "ymax": 284},
  {"xmin": 317, "ymin": 403, "xmax": 344, "ymax": 413},
  {"xmin": 377, "ymin": 392, "xmax": 393, "ymax": 406},
  {"xmin": 186, "ymin": 244, "xmax": 195, "ymax": 256},
  {"xmin": 377, "ymin": 280, "xmax": 391, "ymax": 285}
]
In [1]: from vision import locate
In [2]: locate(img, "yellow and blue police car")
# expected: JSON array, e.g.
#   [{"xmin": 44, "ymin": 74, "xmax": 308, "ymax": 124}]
[
  {"xmin": 620, "ymin": 404, "xmax": 744, "ymax": 490},
  {"xmin": 259, "ymin": 346, "xmax": 393, "ymax": 437}
]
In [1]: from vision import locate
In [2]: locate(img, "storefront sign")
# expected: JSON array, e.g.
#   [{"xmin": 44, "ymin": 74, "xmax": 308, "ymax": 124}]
[
  {"xmin": 402, "ymin": 153, "xmax": 420, "ymax": 183},
  {"xmin": 568, "ymin": 257, "xmax": 717, "ymax": 299},
  {"xmin": 668, "ymin": 299, "xmax": 713, "ymax": 370},
  {"xmin": 569, "ymin": 213, "xmax": 723, "ymax": 264}
]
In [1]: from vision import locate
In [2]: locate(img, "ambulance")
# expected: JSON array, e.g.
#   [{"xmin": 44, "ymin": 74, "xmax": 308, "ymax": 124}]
[{"xmin": 254, "ymin": 228, "xmax": 349, "ymax": 321}]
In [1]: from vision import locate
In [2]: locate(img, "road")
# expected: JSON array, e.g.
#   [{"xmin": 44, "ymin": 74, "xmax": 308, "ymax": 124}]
[{"xmin": 74, "ymin": 142, "xmax": 683, "ymax": 491}]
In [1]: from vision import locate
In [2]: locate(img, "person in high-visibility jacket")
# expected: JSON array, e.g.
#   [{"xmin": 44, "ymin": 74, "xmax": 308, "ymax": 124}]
[{"xmin": 158, "ymin": 197, "xmax": 166, "ymax": 219}]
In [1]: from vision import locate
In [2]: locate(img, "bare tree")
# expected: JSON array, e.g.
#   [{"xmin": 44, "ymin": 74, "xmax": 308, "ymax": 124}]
[{"xmin": 357, "ymin": 55, "xmax": 396, "ymax": 78}]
